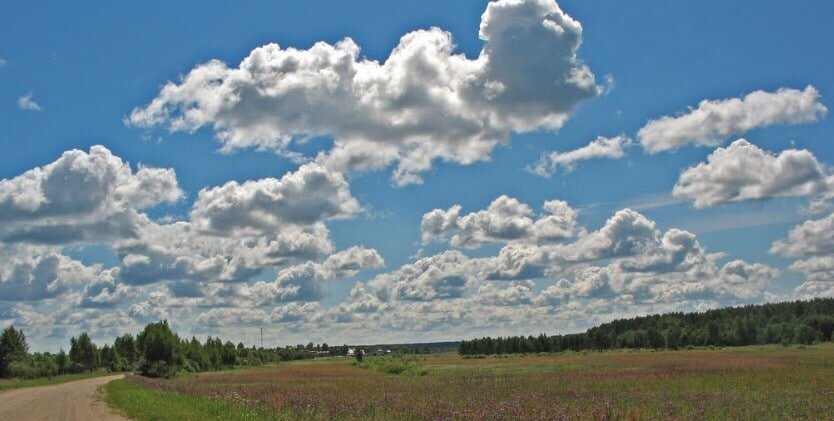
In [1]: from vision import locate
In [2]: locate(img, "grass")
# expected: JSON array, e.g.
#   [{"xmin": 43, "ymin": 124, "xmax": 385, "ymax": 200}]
[
  {"xmin": 0, "ymin": 370, "xmax": 112, "ymax": 392},
  {"xmin": 104, "ymin": 377, "xmax": 281, "ymax": 420},
  {"xmin": 355, "ymin": 355, "xmax": 427, "ymax": 376},
  {"xmin": 105, "ymin": 344, "xmax": 834, "ymax": 420}
]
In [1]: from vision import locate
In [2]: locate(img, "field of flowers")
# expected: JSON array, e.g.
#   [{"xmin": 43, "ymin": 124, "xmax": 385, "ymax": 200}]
[{"xmin": 116, "ymin": 344, "xmax": 834, "ymax": 420}]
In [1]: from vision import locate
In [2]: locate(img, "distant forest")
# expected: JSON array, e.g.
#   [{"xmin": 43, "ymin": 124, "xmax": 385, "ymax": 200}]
[
  {"xmin": 0, "ymin": 321, "xmax": 352, "ymax": 380},
  {"xmin": 459, "ymin": 298, "xmax": 834, "ymax": 355}
]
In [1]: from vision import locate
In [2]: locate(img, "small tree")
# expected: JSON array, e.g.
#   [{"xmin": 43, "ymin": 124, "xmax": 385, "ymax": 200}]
[
  {"xmin": 69, "ymin": 333, "xmax": 100, "ymax": 372},
  {"xmin": 55, "ymin": 348, "xmax": 68, "ymax": 374},
  {"xmin": 114, "ymin": 334, "xmax": 138, "ymax": 370},
  {"xmin": 0, "ymin": 326, "xmax": 28, "ymax": 378},
  {"xmin": 354, "ymin": 347, "xmax": 364, "ymax": 363},
  {"xmin": 137, "ymin": 320, "xmax": 180, "ymax": 378}
]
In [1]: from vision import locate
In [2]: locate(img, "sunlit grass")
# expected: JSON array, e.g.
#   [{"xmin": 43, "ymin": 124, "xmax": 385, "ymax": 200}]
[{"xmin": 105, "ymin": 377, "xmax": 281, "ymax": 421}]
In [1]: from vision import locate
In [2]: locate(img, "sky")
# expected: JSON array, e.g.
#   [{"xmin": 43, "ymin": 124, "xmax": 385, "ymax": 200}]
[{"xmin": 1, "ymin": 0, "xmax": 834, "ymax": 351}]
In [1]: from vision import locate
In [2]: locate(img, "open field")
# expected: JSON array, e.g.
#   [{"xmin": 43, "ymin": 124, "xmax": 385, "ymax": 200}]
[{"xmin": 106, "ymin": 344, "xmax": 834, "ymax": 420}]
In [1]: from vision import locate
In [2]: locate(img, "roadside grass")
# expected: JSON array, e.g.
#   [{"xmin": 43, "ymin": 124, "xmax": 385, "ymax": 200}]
[
  {"xmin": 104, "ymin": 344, "xmax": 834, "ymax": 419},
  {"xmin": 0, "ymin": 370, "xmax": 113, "ymax": 392},
  {"xmin": 105, "ymin": 377, "xmax": 282, "ymax": 421}
]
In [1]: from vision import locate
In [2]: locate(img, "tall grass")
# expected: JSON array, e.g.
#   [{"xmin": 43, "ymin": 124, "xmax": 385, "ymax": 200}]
[
  {"xmin": 355, "ymin": 355, "xmax": 427, "ymax": 376},
  {"xmin": 104, "ymin": 377, "xmax": 280, "ymax": 420}
]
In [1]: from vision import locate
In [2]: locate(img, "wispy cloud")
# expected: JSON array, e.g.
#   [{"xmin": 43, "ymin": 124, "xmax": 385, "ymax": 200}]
[{"xmin": 17, "ymin": 91, "xmax": 43, "ymax": 111}]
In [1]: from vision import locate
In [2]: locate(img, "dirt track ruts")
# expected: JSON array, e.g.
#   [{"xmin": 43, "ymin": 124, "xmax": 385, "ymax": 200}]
[{"xmin": 0, "ymin": 374, "xmax": 127, "ymax": 421}]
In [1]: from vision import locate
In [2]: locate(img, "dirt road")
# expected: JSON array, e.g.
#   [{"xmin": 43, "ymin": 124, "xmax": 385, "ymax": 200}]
[{"xmin": 0, "ymin": 374, "xmax": 127, "ymax": 421}]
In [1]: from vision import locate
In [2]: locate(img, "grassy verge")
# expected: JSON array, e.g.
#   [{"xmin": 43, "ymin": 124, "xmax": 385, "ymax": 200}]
[
  {"xmin": 0, "ymin": 371, "xmax": 112, "ymax": 392},
  {"xmin": 104, "ymin": 377, "xmax": 281, "ymax": 421}
]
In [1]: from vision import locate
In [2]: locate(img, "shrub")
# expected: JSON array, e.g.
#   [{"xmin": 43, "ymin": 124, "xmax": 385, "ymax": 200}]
[{"xmin": 140, "ymin": 360, "xmax": 179, "ymax": 379}]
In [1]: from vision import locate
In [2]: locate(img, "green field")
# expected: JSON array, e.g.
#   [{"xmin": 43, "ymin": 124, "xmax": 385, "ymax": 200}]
[{"xmin": 106, "ymin": 344, "xmax": 834, "ymax": 420}]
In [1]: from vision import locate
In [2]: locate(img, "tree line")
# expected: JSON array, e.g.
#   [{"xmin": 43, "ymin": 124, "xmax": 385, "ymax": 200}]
[
  {"xmin": 0, "ymin": 320, "xmax": 329, "ymax": 379},
  {"xmin": 459, "ymin": 298, "xmax": 834, "ymax": 355}
]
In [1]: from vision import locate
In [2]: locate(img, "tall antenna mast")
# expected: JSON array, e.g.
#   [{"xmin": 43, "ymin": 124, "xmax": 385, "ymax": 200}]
[{"xmin": 260, "ymin": 327, "xmax": 264, "ymax": 348}]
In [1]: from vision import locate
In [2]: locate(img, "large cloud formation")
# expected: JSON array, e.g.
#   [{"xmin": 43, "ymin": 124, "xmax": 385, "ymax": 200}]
[
  {"xmin": 638, "ymin": 86, "xmax": 826, "ymax": 153},
  {"xmin": 0, "ymin": 145, "xmax": 182, "ymax": 244},
  {"xmin": 0, "ymin": 146, "xmax": 386, "ymax": 349},
  {"xmin": 674, "ymin": 139, "xmax": 834, "ymax": 208},
  {"xmin": 127, "ymin": 0, "xmax": 601, "ymax": 185}
]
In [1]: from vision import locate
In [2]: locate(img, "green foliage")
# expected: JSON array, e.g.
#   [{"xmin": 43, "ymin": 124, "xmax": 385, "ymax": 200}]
[
  {"xmin": 0, "ymin": 326, "xmax": 28, "ymax": 378},
  {"xmin": 137, "ymin": 321, "xmax": 181, "ymax": 378},
  {"xmin": 460, "ymin": 298, "xmax": 834, "ymax": 355},
  {"xmin": 114, "ymin": 334, "xmax": 138, "ymax": 370},
  {"xmin": 0, "ymin": 320, "xmax": 317, "ymax": 382}
]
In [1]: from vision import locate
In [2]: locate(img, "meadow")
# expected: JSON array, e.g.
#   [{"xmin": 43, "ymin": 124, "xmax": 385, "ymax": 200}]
[{"xmin": 106, "ymin": 344, "xmax": 834, "ymax": 420}]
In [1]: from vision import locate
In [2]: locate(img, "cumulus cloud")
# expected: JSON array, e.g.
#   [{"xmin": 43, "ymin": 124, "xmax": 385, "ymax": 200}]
[
  {"xmin": 529, "ymin": 135, "xmax": 632, "ymax": 177},
  {"xmin": 0, "ymin": 145, "xmax": 182, "ymax": 244},
  {"xmin": 128, "ymin": 0, "xmax": 601, "ymax": 185},
  {"xmin": 638, "ymin": 86, "xmax": 827, "ymax": 153},
  {"xmin": 79, "ymin": 268, "xmax": 134, "ymax": 308},
  {"xmin": 421, "ymin": 195, "xmax": 578, "ymax": 247},
  {"xmin": 772, "ymin": 211, "xmax": 834, "ymax": 258},
  {"xmin": 0, "ymin": 245, "xmax": 110, "ymax": 302},
  {"xmin": 17, "ymin": 91, "xmax": 42, "ymax": 111},
  {"xmin": 368, "ymin": 251, "xmax": 475, "ymax": 301},
  {"xmin": 772, "ymin": 212, "xmax": 834, "ymax": 291},
  {"xmin": 115, "ymin": 220, "xmax": 335, "ymax": 286},
  {"xmin": 114, "ymin": 160, "xmax": 371, "ymax": 288},
  {"xmin": 238, "ymin": 246, "xmax": 384, "ymax": 304},
  {"xmin": 674, "ymin": 139, "xmax": 834, "ymax": 208},
  {"xmin": 190, "ymin": 163, "xmax": 360, "ymax": 237}
]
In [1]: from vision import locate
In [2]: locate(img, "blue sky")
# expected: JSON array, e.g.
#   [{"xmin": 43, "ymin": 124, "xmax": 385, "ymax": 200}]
[{"xmin": 1, "ymin": 0, "xmax": 834, "ymax": 350}]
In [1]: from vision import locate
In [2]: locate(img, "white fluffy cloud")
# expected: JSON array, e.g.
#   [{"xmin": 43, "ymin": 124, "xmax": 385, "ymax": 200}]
[
  {"xmin": 17, "ymin": 91, "xmax": 42, "ymax": 111},
  {"xmin": 115, "ymin": 160, "xmax": 370, "ymax": 288},
  {"xmin": 772, "ymin": 212, "xmax": 834, "ymax": 282},
  {"xmin": 674, "ymin": 139, "xmax": 834, "ymax": 208},
  {"xmin": 368, "ymin": 251, "xmax": 476, "ymax": 301},
  {"xmin": 128, "ymin": 0, "xmax": 601, "ymax": 185},
  {"xmin": 0, "ymin": 245, "xmax": 112, "ymax": 302},
  {"xmin": 772, "ymin": 211, "xmax": 834, "ymax": 296},
  {"xmin": 238, "ymin": 246, "xmax": 384, "ymax": 304},
  {"xmin": 529, "ymin": 135, "xmax": 632, "ymax": 177},
  {"xmin": 190, "ymin": 163, "xmax": 360, "ymax": 237},
  {"xmin": 638, "ymin": 86, "xmax": 826, "ymax": 153},
  {"xmin": 421, "ymin": 195, "xmax": 578, "ymax": 247},
  {"xmin": 0, "ymin": 145, "xmax": 182, "ymax": 245}
]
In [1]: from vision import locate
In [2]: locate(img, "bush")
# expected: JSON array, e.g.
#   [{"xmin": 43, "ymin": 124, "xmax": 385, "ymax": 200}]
[
  {"xmin": 139, "ymin": 360, "xmax": 179, "ymax": 379},
  {"xmin": 9, "ymin": 360, "xmax": 36, "ymax": 379},
  {"xmin": 357, "ymin": 356, "xmax": 427, "ymax": 376}
]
